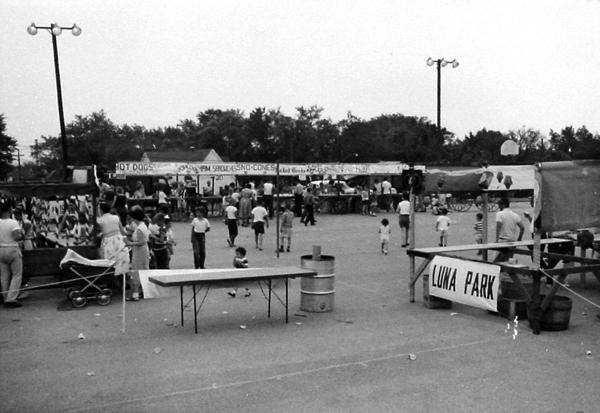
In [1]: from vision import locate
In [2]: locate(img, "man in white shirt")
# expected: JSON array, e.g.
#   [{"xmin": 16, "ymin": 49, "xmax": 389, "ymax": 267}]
[
  {"xmin": 293, "ymin": 180, "xmax": 304, "ymax": 217},
  {"xmin": 0, "ymin": 203, "xmax": 24, "ymax": 307},
  {"xmin": 251, "ymin": 200, "xmax": 269, "ymax": 251},
  {"xmin": 381, "ymin": 178, "xmax": 392, "ymax": 212},
  {"xmin": 262, "ymin": 179, "xmax": 275, "ymax": 219},
  {"xmin": 396, "ymin": 192, "xmax": 411, "ymax": 247},
  {"xmin": 494, "ymin": 197, "xmax": 525, "ymax": 262}
]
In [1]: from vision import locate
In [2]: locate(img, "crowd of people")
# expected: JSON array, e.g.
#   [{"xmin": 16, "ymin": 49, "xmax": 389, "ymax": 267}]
[{"xmin": 3, "ymin": 176, "xmax": 598, "ymax": 310}]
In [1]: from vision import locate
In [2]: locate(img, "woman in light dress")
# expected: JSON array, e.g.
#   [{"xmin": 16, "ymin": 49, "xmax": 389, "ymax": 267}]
[{"xmin": 97, "ymin": 202, "xmax": 130, "ymax": 279}]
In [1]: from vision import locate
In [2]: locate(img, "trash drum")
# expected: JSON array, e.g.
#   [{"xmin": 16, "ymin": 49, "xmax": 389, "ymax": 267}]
[
  {"xmin": 423, "ymin": 273, "xmax": 452, "ymax": 309},
  {"xmin": 540, "ymin": 295, "xmax": 572, "ymax": 331},
  {"xmin": 300, "ymin": 255, "xmax": 335, "ymax": 312}
]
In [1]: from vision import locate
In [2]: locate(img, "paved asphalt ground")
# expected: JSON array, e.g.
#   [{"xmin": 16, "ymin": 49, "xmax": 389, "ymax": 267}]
[{"xmin": 1, "ymin": 202, "xmax": 599, "ymax": 413}]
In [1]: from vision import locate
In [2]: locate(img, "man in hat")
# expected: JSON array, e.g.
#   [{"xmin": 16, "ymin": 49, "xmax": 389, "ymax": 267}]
[{"xmin": 0, "ymin": 202, "xmax": 24, "ymax": 307}]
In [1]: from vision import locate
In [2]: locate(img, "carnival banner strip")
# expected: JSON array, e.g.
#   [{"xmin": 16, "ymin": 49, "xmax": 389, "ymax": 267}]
[{"xmin": 115, "ymin": 162, "xmax": 406, "ymax": 176}]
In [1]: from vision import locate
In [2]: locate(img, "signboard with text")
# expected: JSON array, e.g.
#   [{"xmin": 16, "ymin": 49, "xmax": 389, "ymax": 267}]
[
  {"xmin": 114, "ymin": 162, "xmax": 407, "ymax": 177},
  {"xmin": 429, "ymin": 256, "xmax": 500, "ymax": 311}
]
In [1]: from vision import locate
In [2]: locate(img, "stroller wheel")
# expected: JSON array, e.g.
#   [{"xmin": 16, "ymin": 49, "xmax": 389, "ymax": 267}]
[
  {"xmin": 71, "ymin": 293, "xmax": 87, "ymax": 308},
  {"xmin": 96, "ymin": 289, "xmax": 112, "ymax": 306},
  {"xmin": 66, "ymin": 288, "xmax": 76, "ymax": 299}
]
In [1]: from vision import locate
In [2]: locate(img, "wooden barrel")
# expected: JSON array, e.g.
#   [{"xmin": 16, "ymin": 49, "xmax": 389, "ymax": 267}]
[
  {"xmin": 423, "ymin": 273, "xmax": 452, "ymax": 309},
  {"xmin": 540, "ymin": 295, "xmax": 572, "ymax": 331},
  {"xmin": 300, "ymin": 255, "xmax": 335, "ymax": 312},
  {"xmin": 499, "ymin": 273, "xmax": 534, "ymax": 300}
]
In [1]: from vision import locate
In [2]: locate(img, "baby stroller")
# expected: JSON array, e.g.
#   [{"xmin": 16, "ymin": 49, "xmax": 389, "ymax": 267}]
[{"xmin": 59, "ymin": 249, "xmax": 116, "ymax": 308}]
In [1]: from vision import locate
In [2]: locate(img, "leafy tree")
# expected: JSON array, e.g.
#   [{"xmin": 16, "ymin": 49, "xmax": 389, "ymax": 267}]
[
  {"xmin": 452, "ymin": 129, "xmax": 508, "ymax": 165},
  {"xmin": 0, "ymin": 114, "xmax": 18, "ymax": 180},
  {"xmin": 32, "ymin": 111, "xmax": 146, "ymax": 173}
]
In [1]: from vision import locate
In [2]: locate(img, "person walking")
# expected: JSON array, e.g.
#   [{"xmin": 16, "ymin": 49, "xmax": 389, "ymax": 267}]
[
  {"xmin": 381, "ymin": 177, "xmax": 392, "ymax": 212},
  {"xmin": 493, "ymin": 197, "xmax": 525, "ymax": 263},
  {"xmin": 474, "ymin": 212, "xmax": 484, "ymax": 255},
  {"xmin": 0, "ymin": 202, "xmax": 24, "ymax": 308},
  {"xmin": 303, "ymin": 187, "xmax": 317, "ymax": 226},
  {"xmin": 224, "ymin": 200, "xmax": 239, "ymax": 247},
  {"xmin": 279, "ymin": 204, "xmax": 294, "ymax": 252},
  {"xmin": 373, "ymin": 179, "xmax": 382, "ymax": 212},
  {"xmin": 435, "ymin": 208, "xmax": 451, "ymax": 247},
  {"xmin": 238, "ymin": 184, "xmax": 253, "ymax": 227},
  {"xmin": 251, "ymin": 200, "xmax": 269, "ymax": 250},
  {"xmin": 293, "ymin": 180, "xmax": 304, "ymax": 217},
  {"xmin": 190, "ymin": 207, "xmax": 210, "ymax": 269},
  {"xmin": 262, "ymin": 179, "xmax": 275, "ymax": 219},
  {"xmin": 396, "ymin": 192, "xmax": 411, "ymax": 247},
  {"xmin": 379, "ymin": 218, "xmax": 391, "ymax": 254}
]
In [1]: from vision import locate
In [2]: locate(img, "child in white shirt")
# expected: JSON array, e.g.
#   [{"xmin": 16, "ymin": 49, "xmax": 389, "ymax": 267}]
[
  {"xmin": 379, "ymin": 218, "xmax": 391, "ymax": 254},
  {"xmin": 435, "ymin": 208, "xmax": 451, "ymax": 247}
]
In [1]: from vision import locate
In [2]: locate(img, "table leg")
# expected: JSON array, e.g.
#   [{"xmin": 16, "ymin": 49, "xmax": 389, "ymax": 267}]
[
  {"xmin": 580, "ymin": 248, "xmax": 587, "ymax": 290},
  {"xmin": 180, "ymin": 286, "xmax": 184, "ymax": 327},
  {"xmin": 193, "ymin": 285, "xmax": 198, "ymax": 334},
  {"xmin": 409, "ymin": 254, "xmax": 415, "ymax": 302},
  {"xmin": 268, "ymin": 279, "xmax": 272, "ymax": 317}
]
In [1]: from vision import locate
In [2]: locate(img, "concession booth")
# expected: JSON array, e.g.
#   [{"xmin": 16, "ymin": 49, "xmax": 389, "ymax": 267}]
[
  {"xmin": 0, "ymin": 180, "xmax": 101, "ymax": 291},
  {"xmin": 407, "ymin": 161, "xmax": 600, "ymax": 334}
]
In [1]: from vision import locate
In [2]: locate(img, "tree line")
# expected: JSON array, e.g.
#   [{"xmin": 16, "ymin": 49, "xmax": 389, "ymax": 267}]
[{"xmin": 2, "ymin": 107, "xmax": 600, "ymax": 180}]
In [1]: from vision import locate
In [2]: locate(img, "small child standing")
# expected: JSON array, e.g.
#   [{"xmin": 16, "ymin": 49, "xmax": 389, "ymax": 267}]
[
  {"xmin": 379, "ymin": 218, "xmax": 391, "ymax": 254},
  {"xmin": 279, "ymin": 204, "xmax": 294, "ymax": 252},
  {"xmin": 228, "ymin": 247, "xmax": 251, "ymax": 298},
  {"xmin": 474, "ymin": 212, "xmax": 483, "ymax": 255},
  {"xmin": 361, "ymin": 186, "xmax": 370, "ymax": 216},
  {"xmin": 435, "ymin": 208, "xmax": 451, "ymax": 247},
  {"xmin": 369, "ymin": 188, "xmax": 378, "ymax": 216}
]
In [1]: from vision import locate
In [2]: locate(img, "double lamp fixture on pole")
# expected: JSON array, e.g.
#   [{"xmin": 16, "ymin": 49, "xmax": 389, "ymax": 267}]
[
  {"xmin": 426, "ymin": 57, "xmax": 459, "ymax": 132},
  {"xmin": 27, "ymin": 22, "xmax": 81, "ymax": 178}
]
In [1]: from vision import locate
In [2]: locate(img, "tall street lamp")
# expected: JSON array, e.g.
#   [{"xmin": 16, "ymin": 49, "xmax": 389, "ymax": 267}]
[
  {"xmin": 426, "ymin": 57, "xmax": 459, "ymax": 132},
  {"xmin": 27, "ymin": 22, "xmax": 82, "ymax": 179}
]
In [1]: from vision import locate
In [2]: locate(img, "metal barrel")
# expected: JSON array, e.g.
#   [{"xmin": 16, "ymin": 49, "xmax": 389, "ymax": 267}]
[{"xmin": 300, "ymin": 255, "xmax": 335, "ymax": 312}]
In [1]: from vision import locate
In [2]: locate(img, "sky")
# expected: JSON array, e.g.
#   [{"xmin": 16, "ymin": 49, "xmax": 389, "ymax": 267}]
[{"xmin": 3, "ymin": 0, "xmax": 600, "ymax": 161}]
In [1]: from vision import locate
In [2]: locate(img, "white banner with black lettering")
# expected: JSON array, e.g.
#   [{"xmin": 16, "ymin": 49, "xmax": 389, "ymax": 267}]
[{"xmin": 429, "ymin": 256, "xmax": 500, "ymax": 311}]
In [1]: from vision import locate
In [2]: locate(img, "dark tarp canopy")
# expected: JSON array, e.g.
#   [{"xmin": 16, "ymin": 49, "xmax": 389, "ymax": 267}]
[
  {"xmin": 538, "ymin": 160, "xmax": 600, "ymax": 232},
  {"xmin": 423, "ymin": 165, "xmax": 536, "ymax": 194},
  {"xmin": 0, "ymin": 182, "xmax": 99, "ymax": 198},
  {"xmin": 423, "ymin": 171, "xmax": 484, "ymax": 194}
]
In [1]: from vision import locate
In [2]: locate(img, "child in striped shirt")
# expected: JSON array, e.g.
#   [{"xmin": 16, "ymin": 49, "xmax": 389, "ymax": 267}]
[{"xmin": 474, "ymin": 212, "xmax": 483, "ymax": 255}]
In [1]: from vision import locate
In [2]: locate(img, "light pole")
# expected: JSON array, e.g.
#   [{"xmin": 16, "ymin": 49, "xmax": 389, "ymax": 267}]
[
  {"xmin": 426, "ymin": 57, "xmax": 459, "ymax": 132},
  {"xmin": 28, "ymin": 22, "xmax": 82, "ymax": 179},
  {"xmin": 15, "ymin": 148, "xmax": 23, "ymax": 181}
]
